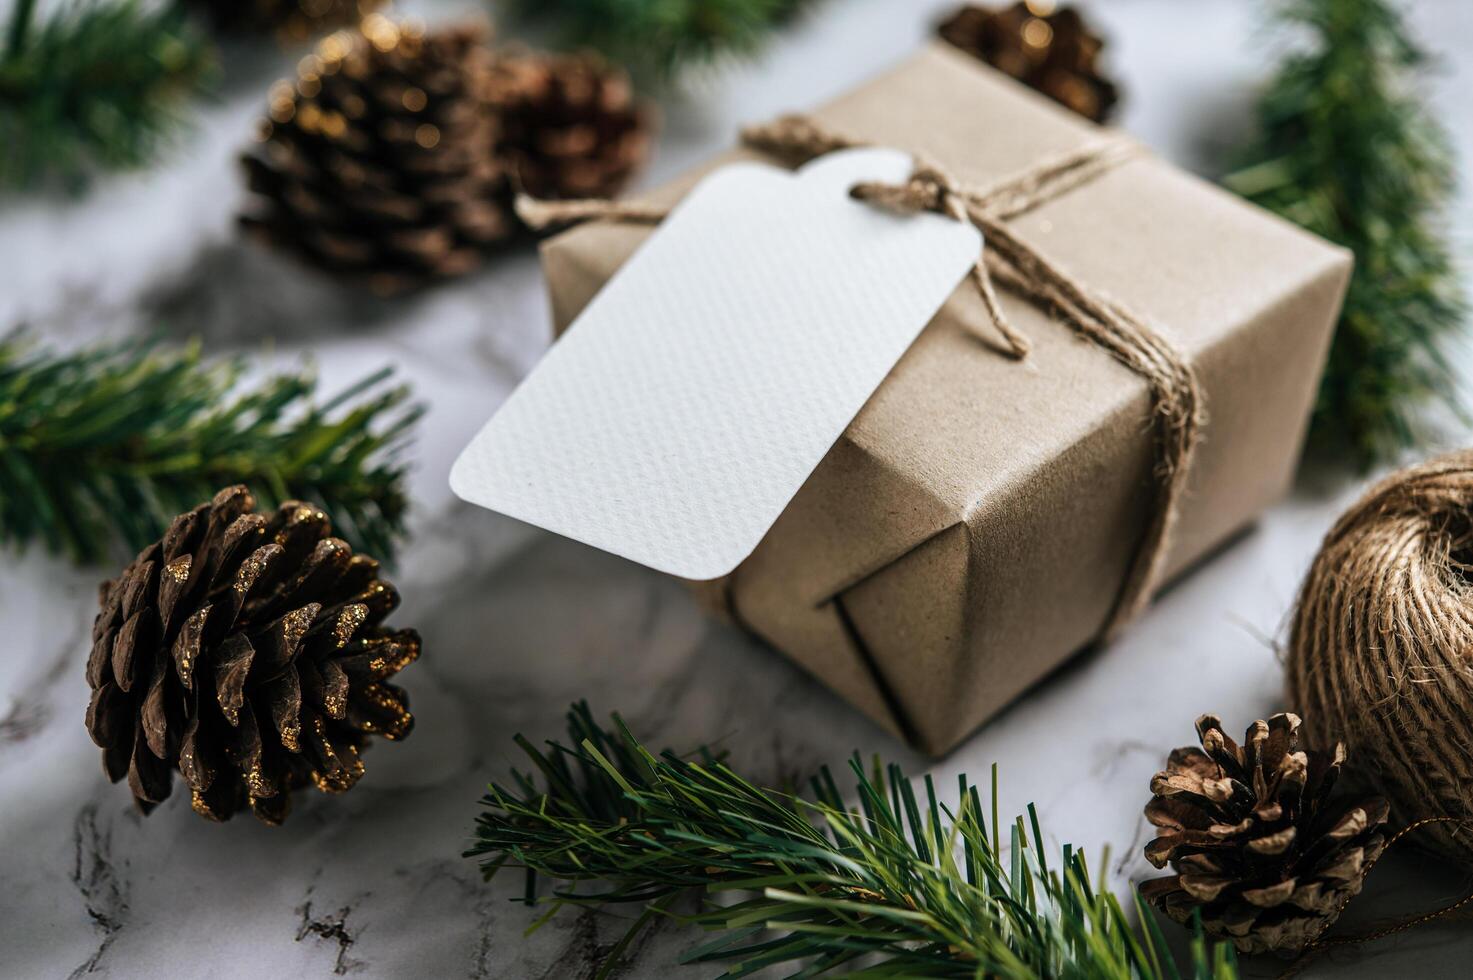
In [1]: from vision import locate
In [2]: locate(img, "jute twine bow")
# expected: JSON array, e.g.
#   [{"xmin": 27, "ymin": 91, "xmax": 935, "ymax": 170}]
[{"xmin": 520, "ymin": 114, "xmax": 1205, "ymax": 636}]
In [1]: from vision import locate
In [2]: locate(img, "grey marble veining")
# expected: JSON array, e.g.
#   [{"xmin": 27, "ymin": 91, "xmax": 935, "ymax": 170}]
[{"xmin": 3, "ymin": 1, "xmax": 1473, "ymax": 977}]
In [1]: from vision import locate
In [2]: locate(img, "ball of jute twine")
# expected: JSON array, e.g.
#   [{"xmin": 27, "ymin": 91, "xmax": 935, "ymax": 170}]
[{"xmin": 1288, "ymin": 448, "xmax": 1473, "ymax": 866}]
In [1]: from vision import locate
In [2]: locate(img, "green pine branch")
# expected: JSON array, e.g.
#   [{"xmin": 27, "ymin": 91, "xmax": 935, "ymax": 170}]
[
  {"xmin": 0, "ymin": 0, "xmax": 215, "ymax": 190},
  {"xmin": 1225, "ymin": 0, "xmax": 1467, "ymax": 467},
  {"xmin": 0, "ymin": 332, "xmax": 422, "ymax": 565},
  {"xmin": 467, "ymin": 703, "xmax": 1239, "ymax": 979},
  {"xmin": 509, "ymin": 0, "xmax": 819, "ymax": 82}
]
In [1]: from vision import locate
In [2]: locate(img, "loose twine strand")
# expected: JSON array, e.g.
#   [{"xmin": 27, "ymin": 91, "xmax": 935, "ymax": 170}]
[
  {"xmin": 1277, "ymin": 817, "xmax": 1473, "ymax": 980},
  {"xmin": 519, "ymin": 114, "xmax": 1204, "ymax": 635}
]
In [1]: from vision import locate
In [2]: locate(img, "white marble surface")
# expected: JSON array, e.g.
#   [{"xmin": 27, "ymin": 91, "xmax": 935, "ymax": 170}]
[{"xmin": 3, "ymin": 0, "xmax": 1473, "ymax": 977}]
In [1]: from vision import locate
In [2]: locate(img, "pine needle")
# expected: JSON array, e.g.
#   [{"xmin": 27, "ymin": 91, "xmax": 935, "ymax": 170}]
[
  {"xmin": 0, "ymin": 0, "xmax": 215, "ymax": 190},
  {"xmin": 509, "ymin": 0, "xmax": 820, "ymax": 82},
  {"xmin": 1225, "ymin": 0, "xmax": 1467, "ymax": 467},
  {"xmin": 0, "ymin": 332, "xmax": 422, "ymax": 564},
  {"xmin": 467, "ymin": 702, "xmax": 1239, "ymax": 978}
]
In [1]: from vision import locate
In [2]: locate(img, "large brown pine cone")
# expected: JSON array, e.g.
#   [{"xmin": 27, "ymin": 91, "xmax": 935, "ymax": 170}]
[
  {"xmin": 240, "ymin": 16, "xmax": 513, "ymax": 296},
  {"xmin": 938, "ymin": 2, "xmax": 1119, "ymax": 123},
  {"xmin": 182, "ymin": 0, "xmax": 381, "ymax": 42},
  {"xmin": 487, "ymin": 50, "xmax": 652, "ymax": 201},
  {"xmin": 1140, "ymin": 714, "xmax": 1389, "ymax": 954},
  {"xmin": 84, "ymin": 486, "xmax": 420, "ymax": 825}
]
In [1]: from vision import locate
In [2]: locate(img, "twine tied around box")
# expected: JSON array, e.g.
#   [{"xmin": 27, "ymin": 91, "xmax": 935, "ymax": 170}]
[{"xmin": 518, "ymin": 114, "xmax": 1205, "ymax": 637}]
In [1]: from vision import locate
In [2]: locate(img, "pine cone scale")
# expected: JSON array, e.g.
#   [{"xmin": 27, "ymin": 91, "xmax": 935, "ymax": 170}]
[{"xmin": 128, "ymin": 725, "xmax": 173, "ymax": 809}]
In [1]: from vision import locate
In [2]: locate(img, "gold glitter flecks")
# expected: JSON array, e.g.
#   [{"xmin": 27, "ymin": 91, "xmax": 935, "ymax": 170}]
[
  {"xmin": 276, "ymin": 504, "xmax": 329, "ymax": 546},
  {"xmin": 362, "ymin": 631, "xmax": 420, "ymax": 679},
  {"xmin": 279, "ymin": 719, "xmax": 301, "ymax": 753},
  {"xmin": 334, "ymin": 603, "xmax": 369, "ymax": 648},
  {"xmin": 245, "ymin": 764, "xmax": 271, "ymax": 798},
  {"xmin": 322, "ymin": 669, "xmax": 348, "ymax": 720},
  {"xmin": 310, "ymin": 739, "xmax": 364, "ymax": 793},
  {"xmin": 172, "ymin": 604, "xmax": 210, "ymax": 689},
  {"xmin": 235, "ymin": 546, "xmax": 275, "ymax": 595},
  {"xmin": 191, "ymin": 789, "xmax": 225, "ymax": 822},
  {"xmin": 281, "ymin": 605, "xmax": 318, "ymax": 659},
  {"xmin": 311, "ymin": 769, "xmax": 348, "ymax": 793},
  {"xmin": 165, "ymin": 555, "xmax": 192, "ymax": 582},
  {"xmin": 359, "ymin": 684, "xmax": 413, "ymax": 740}
]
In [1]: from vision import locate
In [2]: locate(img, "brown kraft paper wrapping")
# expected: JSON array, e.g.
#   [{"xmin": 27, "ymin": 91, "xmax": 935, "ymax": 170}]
[{"xmin": 537, "ymin": 43, "xmax": 1352, "ymax": 756}]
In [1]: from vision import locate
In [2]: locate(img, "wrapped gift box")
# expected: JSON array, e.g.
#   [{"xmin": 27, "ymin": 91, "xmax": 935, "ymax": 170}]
[{"xmin": 537, "ymin": 44, "xmax": 1351, "ymax": 755}]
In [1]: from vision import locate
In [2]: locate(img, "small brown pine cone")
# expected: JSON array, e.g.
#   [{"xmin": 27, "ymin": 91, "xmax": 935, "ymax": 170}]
[
  {"xmin": 84, "ymin": 486, "xmax": 421, "ymax": 825},
  {"xmin": 1140, "ymin": 714, "xmax": 1389, "ymax": 955},
  {"xmin": 487, "ymin": 50, "xmax": 652, "ymax": 201},
  {"xmin": 240, "ymin": 16, "xmax": 514, "ymax": 296},
  {"xmin": 182, "ymin": 0, "xmax": 382, "ymax": 42},
  {"xmin": 938, "ymin": 2, "xmax": 1119, "ymax": 123}
]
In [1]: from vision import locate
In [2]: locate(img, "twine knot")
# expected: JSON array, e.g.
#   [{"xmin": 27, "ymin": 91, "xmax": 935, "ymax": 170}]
[
  {"xmin": 847, "ymin": 155, "xmax": 1028, "ymax": 359},
  {"xmin": 515, "ymin": 114, "xmax": 1203, "ymax": 636},
  {"xmin": 850, "ymin": 158, "xmax": 965, "ymax": 220}
]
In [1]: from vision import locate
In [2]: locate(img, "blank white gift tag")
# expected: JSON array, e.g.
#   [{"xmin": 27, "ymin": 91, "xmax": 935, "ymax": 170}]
[{"xmin": 451, "ymin": 147, "xmax": 981, "ymax": 580}]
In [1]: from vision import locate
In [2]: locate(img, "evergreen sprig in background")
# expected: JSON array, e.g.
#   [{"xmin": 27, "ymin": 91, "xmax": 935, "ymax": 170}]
[
  {"xmin": 0, "ymin": 333, "xmax": 421, "ymax": 564},
  {"xmin": 510, "ymin": 0, "xmax": 817, "ymax": 82},
  {"xmin": 1226, "ymin": 0, "xmax": 1467, "ymax": 467},
  {"xmin": 468, "ymin": 703, "xmax": 1239, "ymax": 979},
  {"xmin": 0, "ymin": 0, "xmax": 215, "ymax": 189}
]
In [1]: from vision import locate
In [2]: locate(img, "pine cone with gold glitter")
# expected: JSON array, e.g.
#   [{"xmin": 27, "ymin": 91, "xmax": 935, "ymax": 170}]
[
  {"xmin": 1140, "ymin": 714, "xmax": 1389, "ymax": 954},
  {"xmin": 240, "ymin": 16, "xmax": 512, "ymax": 296},
  {"xmin": 487, "ymin": 50, "xmax": 651, "ymax": 201},
  {"xmin": 84, "ymin": 486, "xmax": 420, "ymax": 825},
  {"xmin": 183, "ymin": 0, "xmax": 382, "ymax": 42},
  {"xmin": 938, "ymin": 2, "xmax": 1119, "ymax": 122}
]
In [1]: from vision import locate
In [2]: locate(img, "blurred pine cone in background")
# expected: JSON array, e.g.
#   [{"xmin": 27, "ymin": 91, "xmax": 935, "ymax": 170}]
[
  {"xmin": 239, "ymin": 16, "xmax": 512, "ymax": 296},
  {"xmin": 939, "ymin": 2, "xmax": 1119, "ymax": 122},
  {"xmin": 84, "ymin": 486, "xmax": 421, "ymax": 825},
  {"xmin": 183, "ymin": 0, "xmax": 382, "ymax": 42},
  {"xmin": 487, "ymin": 50, "xmax": 652, "ymax": 201}
]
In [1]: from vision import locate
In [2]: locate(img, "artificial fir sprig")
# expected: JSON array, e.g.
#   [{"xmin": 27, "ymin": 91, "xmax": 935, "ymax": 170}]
[
  {"xmin": 0, "ymin": 333, "xmax": 421, "ymax": 564},
  {"xmin": 1225, "ymin": 0, "xmax": 1466, "ymax": 467},
  {"xmin": 0, "ymin": 0, "xmax": 214, "ymax": 189},
  {"xmin": 509, "ymin": 0, "xmax": 817, "ymax": 82},
  {"xmin": 468, "ymin": 703, "xmax": 1239, "ymax": 978}
]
